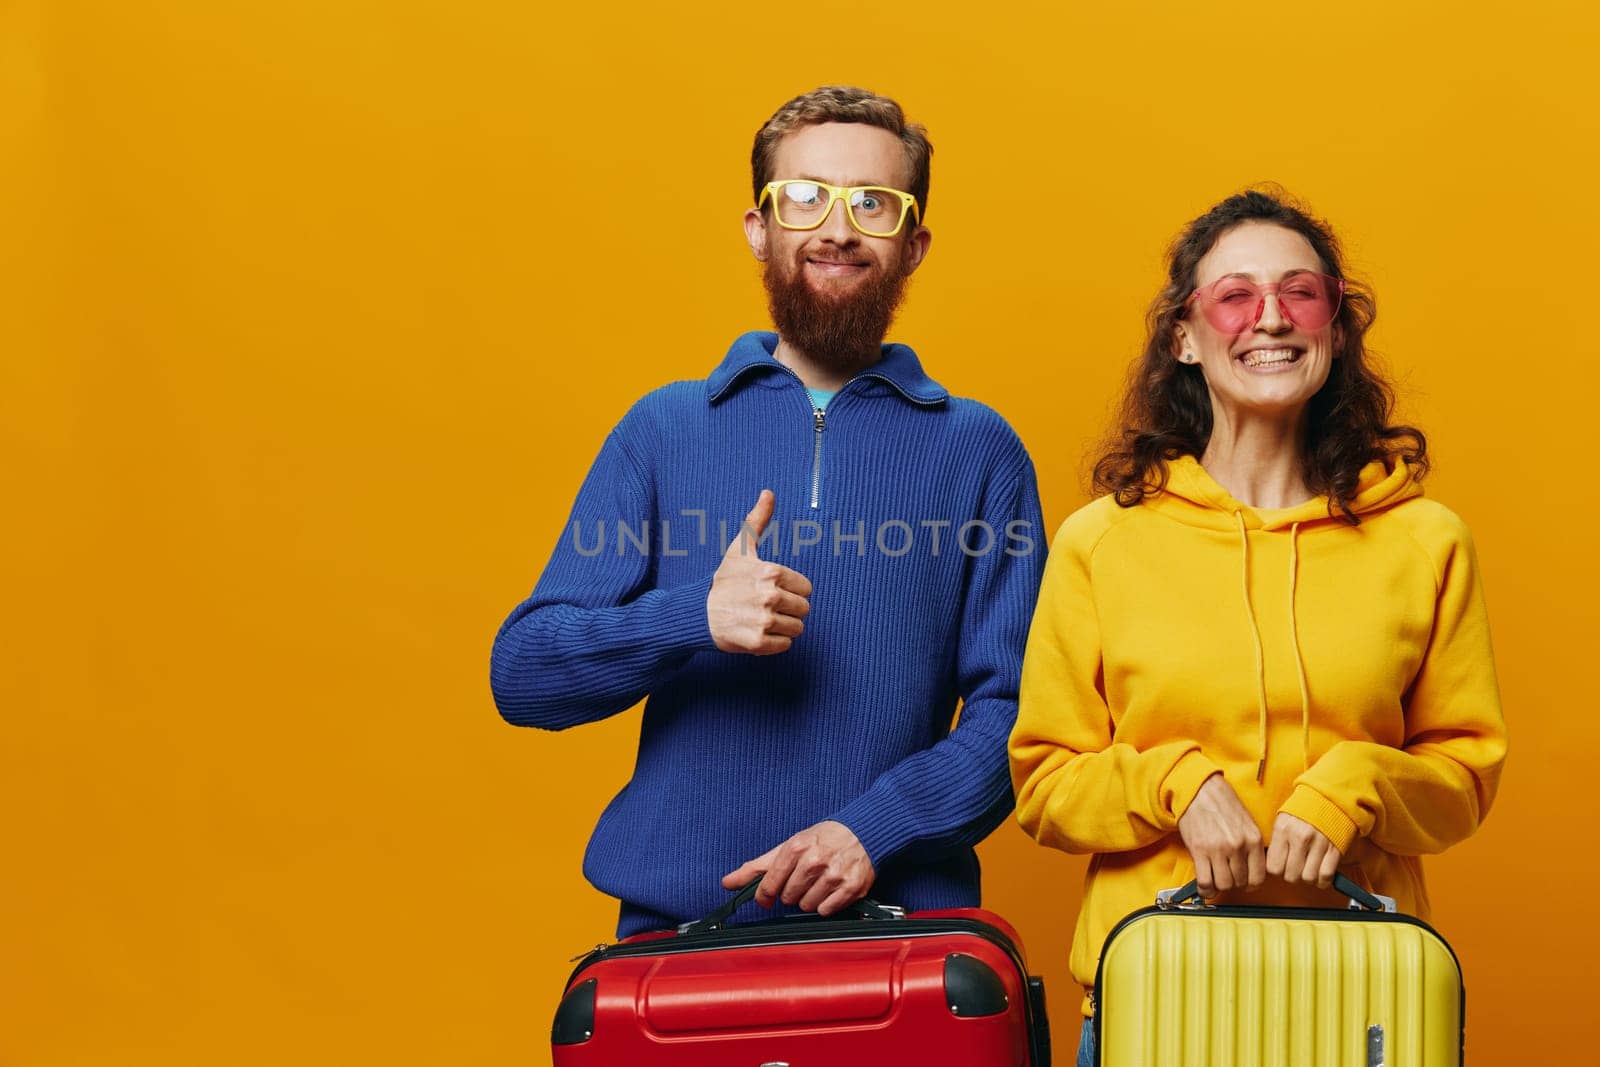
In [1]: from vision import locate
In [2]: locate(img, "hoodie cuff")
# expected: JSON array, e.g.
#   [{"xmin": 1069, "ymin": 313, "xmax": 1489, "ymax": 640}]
[
  {"xmin": 1279, "ymin": 784, "xmax": 1361, "ymax": 855},
  {"xmin": 1162, "ymin": 750, "xmax": 1224, "ymax": 827}
]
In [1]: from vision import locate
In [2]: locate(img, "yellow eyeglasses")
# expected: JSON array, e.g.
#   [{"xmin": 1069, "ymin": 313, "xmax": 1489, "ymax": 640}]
[{"xmin": 758, "ymin": 179, "xmax": 921, "ymax": 238}]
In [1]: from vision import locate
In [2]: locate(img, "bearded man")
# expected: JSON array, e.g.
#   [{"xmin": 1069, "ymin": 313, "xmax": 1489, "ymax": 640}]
[{"xmin": 490, "ymin": 87, "xmax": 1046, "ymax": 936}]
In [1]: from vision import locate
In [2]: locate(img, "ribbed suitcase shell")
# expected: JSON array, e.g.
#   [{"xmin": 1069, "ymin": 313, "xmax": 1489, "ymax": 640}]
[{"xmin": 1095, "ymin": 906, "xmax": 1463, "ymax": 1066}]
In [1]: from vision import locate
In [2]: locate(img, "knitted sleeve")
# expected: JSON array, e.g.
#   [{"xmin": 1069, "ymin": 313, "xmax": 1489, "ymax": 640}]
[
  {"xmin": 830, "ymin": 438, "xmax": 1048, "ymax": 866},
  {"xmin": 488, "ymin": 426, "xmax": 718, "ymax": 730}
]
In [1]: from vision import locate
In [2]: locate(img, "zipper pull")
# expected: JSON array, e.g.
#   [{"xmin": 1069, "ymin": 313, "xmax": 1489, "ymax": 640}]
[
  {"xmin": 810, "ymin": 407, "xmax": 826, "ymax": 510},
  {"xmin": 568, "ymin": 942, "xmax": 610, "ymax": 963}
]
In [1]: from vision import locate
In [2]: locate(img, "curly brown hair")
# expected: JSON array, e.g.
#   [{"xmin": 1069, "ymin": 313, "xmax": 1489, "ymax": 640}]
[
  {"xmin": 1092, "ymin": 188, "xmax": 1427, "ymax": 524},
  {"xmin": 751, "ymin": 86, "xmax": 932, "ymax": 219}
]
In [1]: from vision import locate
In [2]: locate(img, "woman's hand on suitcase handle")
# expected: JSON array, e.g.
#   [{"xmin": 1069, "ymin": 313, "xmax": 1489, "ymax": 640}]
[
  {"xmin": 1265, "ymin": 813, "xmax": 1341, "ymax": 889},
  {"xmin": 720, "ymin": 820, "xmax": 875, "ymax": 916},
  {"xmin": 1177, "ymin": 773, "xmax": 1266, "ymax": 899}
]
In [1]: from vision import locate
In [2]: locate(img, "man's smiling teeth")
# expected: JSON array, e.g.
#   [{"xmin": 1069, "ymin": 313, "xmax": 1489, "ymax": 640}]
[{"xmin": 1240, "ymin": 347, "xmax": 1300, "ymax": 367}]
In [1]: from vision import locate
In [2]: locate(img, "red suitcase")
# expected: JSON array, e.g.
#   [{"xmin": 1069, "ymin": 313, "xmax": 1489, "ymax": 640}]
[{"xmin": 552, "ymin": 881, "xmax": 1052, "ymax": 1065}]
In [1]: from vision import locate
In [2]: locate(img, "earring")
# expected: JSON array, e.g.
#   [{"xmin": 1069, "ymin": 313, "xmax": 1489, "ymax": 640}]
[{"xmin": 1181, "ymin": 352, "xmax": 1195, "ymax": 363}]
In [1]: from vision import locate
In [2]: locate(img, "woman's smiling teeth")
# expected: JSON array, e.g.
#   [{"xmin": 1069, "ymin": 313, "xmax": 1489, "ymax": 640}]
[{"xmin": 1238, "ymin": 346, "xmax": 1302, "ymax": 368}]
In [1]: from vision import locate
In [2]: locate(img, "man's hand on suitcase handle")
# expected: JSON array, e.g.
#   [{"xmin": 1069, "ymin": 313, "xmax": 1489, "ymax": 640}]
[
  {"xmin": 1265, "ymin": 812, "xmax": 1341, "ymax": 890},
  {"xmin": 721, "ymin": 820, "xmax": 875, "ymax": 916},
  {"xmin": 1177, "ymin": 773, "xmax": 1266, "ymax": 898},
  {"xmin": 708, "ymin": 489, "xmax": 814, "ymax": 655}
]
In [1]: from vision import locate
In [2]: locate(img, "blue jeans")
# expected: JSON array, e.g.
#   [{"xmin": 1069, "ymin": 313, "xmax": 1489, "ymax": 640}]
[{"xmin": 1076, "ymin": 1017, "xmax": 1095, "ymax": 1066}]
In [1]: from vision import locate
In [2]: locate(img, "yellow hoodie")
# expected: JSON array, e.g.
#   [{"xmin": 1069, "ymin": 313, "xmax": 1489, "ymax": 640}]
[{"xmin": 1009, "ymin": 456, "xmax": 1507, "ymax": 1016}]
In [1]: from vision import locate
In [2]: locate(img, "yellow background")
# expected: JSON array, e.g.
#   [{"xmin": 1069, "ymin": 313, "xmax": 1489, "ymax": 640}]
[{"xmin": 4, "ymin": 1, "xmax": 1596, "ymax": 1062}]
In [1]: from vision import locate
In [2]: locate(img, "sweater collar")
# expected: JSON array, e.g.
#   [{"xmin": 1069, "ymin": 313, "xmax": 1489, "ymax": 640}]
[{"xmin": 706, "ymin": 331, "xmax": 949, "ymax": 406}]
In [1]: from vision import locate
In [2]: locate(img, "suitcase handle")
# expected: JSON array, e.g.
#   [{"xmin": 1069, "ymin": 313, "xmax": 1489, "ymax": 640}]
[
  {"xmin": 678, "ymin": 878, "xmax": 765, "ymax": 934},
  {"xmin": 1157, "ymin": 872, "xmax": 1397, "ymax": 913},
  {"xmin": 677, "ymin": 879, "xmax": 907, "ymax": 935}
]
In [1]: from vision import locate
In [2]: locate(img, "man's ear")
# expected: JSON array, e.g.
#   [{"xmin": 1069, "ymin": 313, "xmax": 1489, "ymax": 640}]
[
  {"xmin": 743, "ymin": 207, "xmax": 768, "ymax": 262},
  {"xmin": 902, "ymin": 225, "xmax": 933, "ymax": 276}
]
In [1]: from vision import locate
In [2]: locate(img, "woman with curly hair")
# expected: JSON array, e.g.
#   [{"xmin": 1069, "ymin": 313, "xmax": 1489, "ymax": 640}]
[{"xmin": 1008, "ymin": 190, "xmax": 1508, "ymax": 1064}]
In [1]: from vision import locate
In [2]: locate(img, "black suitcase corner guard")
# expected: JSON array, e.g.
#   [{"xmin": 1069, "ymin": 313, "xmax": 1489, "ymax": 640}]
[
  {"xmin": 551, "ymin": 978, "xmax": 597, "ymax": 1045},
  {"xmin": 943, "ymin": 952, "xmax": 1009, "ymax": 1017}
]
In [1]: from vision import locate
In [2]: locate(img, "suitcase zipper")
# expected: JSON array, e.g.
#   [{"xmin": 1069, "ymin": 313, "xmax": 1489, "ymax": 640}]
[
  {"xmin": 568, "ymin": 942, "xmax": 610, "ymax": 964},
  {"xmin": 566, "ymin": 915, "xmax": 1029, "ymax": 983}
]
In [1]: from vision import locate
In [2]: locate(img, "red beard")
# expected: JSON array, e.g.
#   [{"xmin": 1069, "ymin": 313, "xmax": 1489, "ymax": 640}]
[{"xmin": 762, "ymin": 249, "xmax": 913, "ymax": 375}]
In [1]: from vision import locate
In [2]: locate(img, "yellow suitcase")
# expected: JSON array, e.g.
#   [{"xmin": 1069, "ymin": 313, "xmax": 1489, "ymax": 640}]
[{"xmin": 1093, "ymin": 874, "xmax": 1463, "ymax": 1066}]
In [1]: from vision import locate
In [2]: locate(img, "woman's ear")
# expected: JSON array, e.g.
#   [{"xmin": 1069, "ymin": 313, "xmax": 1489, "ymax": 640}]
[{"xmin": 1173, "ymin": 323, "xmax": 1195, "ymax": 364}]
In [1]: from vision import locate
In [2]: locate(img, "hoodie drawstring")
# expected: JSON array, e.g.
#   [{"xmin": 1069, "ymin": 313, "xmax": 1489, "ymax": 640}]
[
  {"xmin": 1234, "ymin": 511, "xmax": 1270, "ymax": 783},
  {"xmin": 1286, "ymin": 522, "xmax": 1311, "ymax": 774},
  {"xmin": 1235, "ymin": 513, "xmax": 1313, "ymax": 784}
]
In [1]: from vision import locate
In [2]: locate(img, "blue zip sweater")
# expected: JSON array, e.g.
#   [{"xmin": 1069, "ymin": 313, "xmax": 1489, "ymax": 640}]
[{"xmin": 491, "ymin": 331, "xmax": 1046, "ymax": 936}]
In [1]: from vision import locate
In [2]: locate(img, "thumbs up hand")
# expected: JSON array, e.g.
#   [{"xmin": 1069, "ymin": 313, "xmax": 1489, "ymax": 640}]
[{"xmin": 707, "ymin": 490, "xmax": 813, "ymax": 655}]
